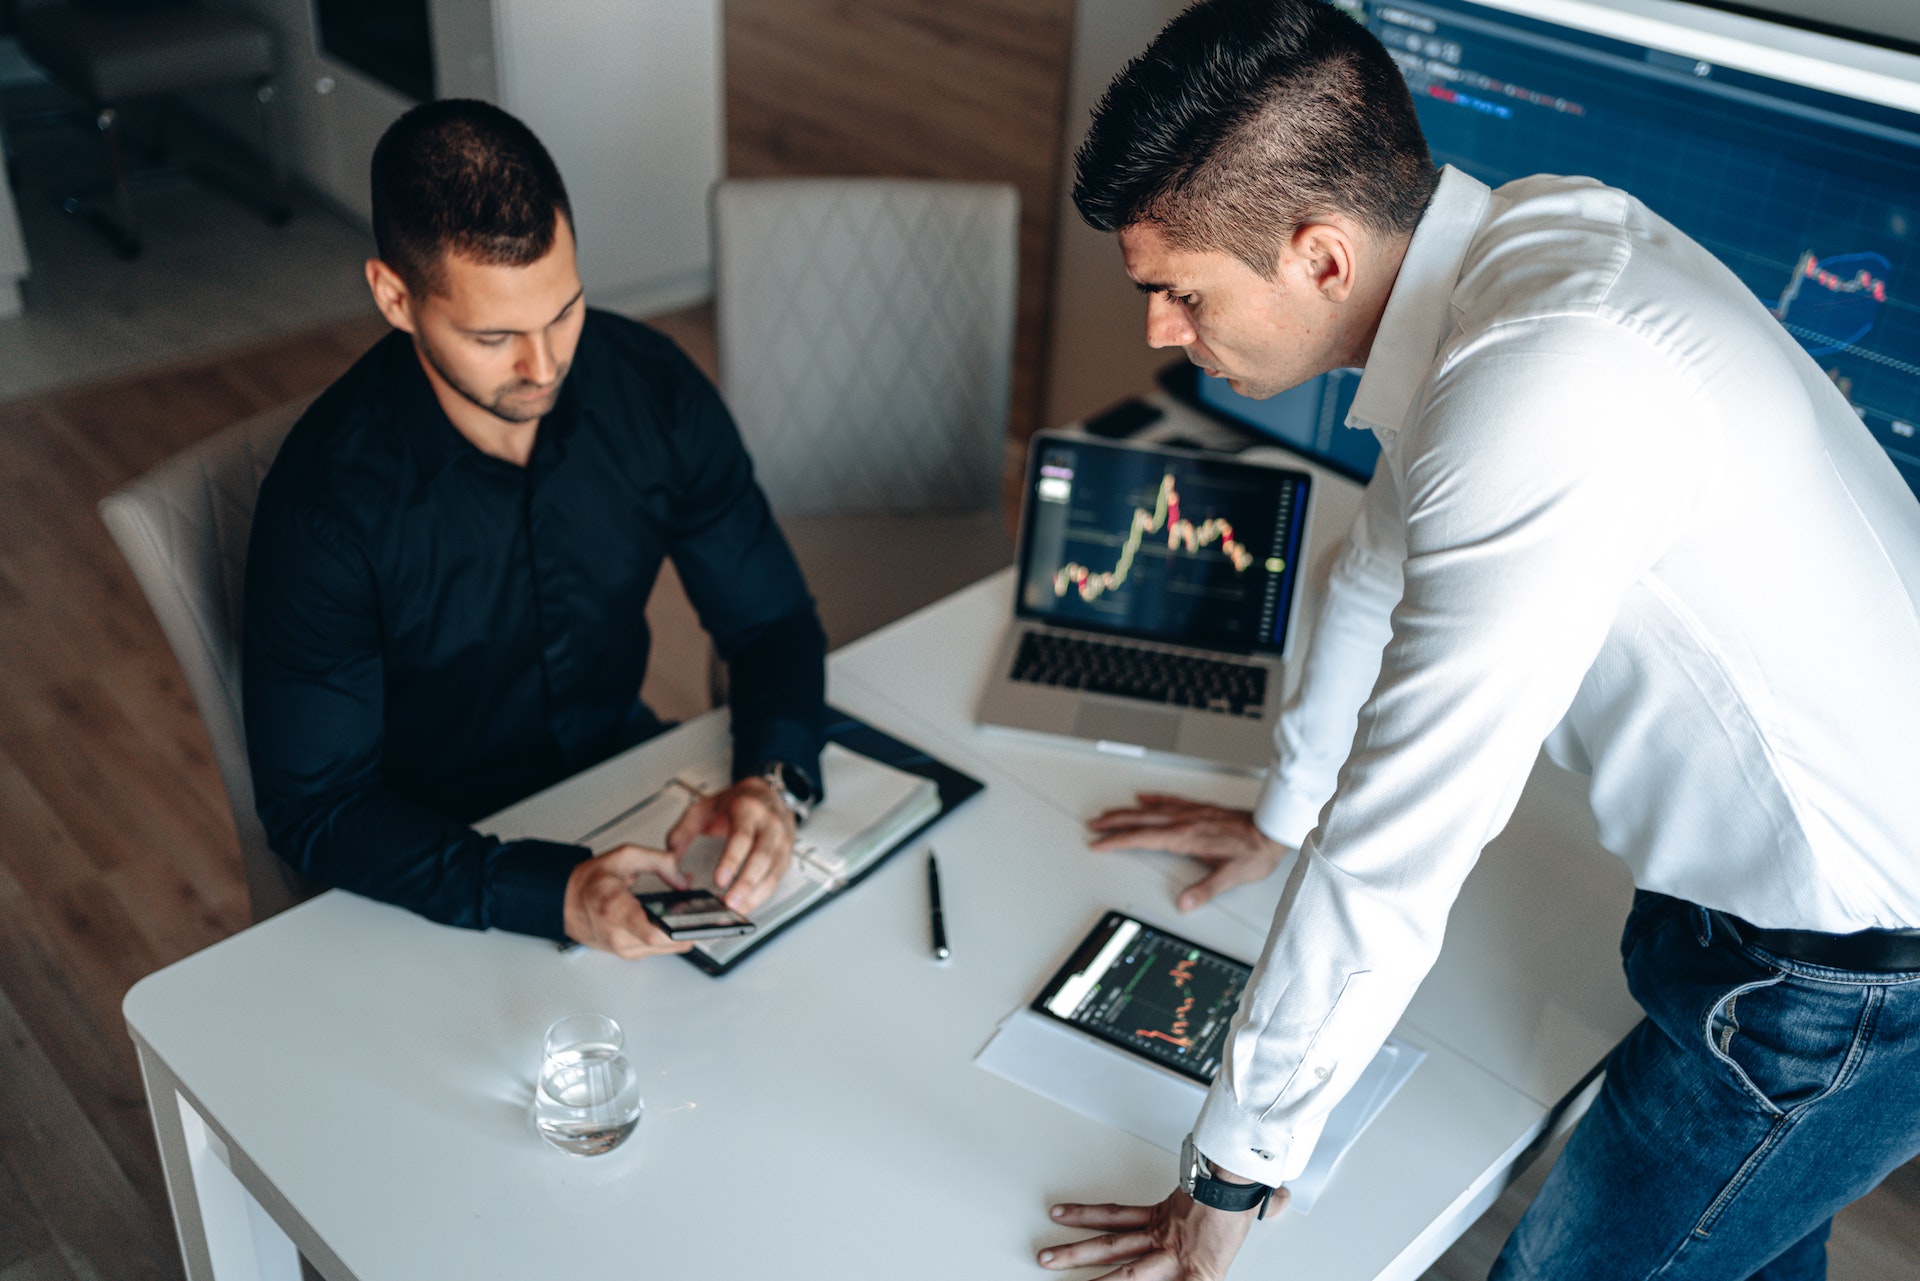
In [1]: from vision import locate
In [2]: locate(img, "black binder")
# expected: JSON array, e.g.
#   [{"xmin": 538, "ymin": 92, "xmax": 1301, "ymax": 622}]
[{"xmin": 683, "ymin": 706, "xmax": 984, "ymax": 976}]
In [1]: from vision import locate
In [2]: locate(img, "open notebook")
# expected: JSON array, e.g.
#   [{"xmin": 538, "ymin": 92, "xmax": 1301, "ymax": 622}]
[{"xmin": 575, "ymin": 742, "xmax": 943, "ymax": 972}]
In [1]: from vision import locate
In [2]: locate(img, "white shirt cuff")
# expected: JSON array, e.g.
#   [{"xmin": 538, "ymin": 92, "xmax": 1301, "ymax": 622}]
[
  {"xmin": 1192, "ymin": 1085, "xmax": 1323, "ymax": 1186},
  {"xmin": 1252, "ymin": 775, "xmax": 1323, "ymax": 850}
]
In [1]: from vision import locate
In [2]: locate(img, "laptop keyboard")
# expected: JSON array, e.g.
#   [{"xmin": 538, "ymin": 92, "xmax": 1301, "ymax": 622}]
[{"xmin": 1010, "ymin": 631, "xmax": 1267, "ymax": 717}]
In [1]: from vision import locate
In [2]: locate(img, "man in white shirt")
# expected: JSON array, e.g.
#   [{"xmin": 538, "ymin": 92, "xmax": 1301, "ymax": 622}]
[{"xmin": 1036, "ymin": 3, "xmax": 1920, "ymax": 1280}]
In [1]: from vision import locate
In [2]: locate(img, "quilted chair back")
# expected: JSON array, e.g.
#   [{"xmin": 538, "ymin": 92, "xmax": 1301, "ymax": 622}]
[
  {"xmin": 98, "ymin": 401, "xmax": 313, "ymax": 923},
  {"xmin": 713, "ymin": 178, "xmax": 1018, "ymax": 517}
]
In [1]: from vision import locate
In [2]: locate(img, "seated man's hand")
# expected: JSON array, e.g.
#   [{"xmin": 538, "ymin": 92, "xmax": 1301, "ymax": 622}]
[
  {"xmin": 665, "ymin": 777, "xmax": 796, "ymax": 915},
  {"xmin": 563, "ymin": 844, "xmax": 695, "ymax": 958},
  {"xmin": 1087, "ymin": 792, "xmax": 1292, "ymax": 913},
  {"xmin": 1038, "ymin": 1186, "xmax": 1281, "ymax": 1279}
]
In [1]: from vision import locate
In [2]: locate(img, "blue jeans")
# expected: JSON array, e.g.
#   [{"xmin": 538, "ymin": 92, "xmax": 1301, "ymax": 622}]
[{"xmin": 1490, "ymin": 892, "xmax": 1920, "ymax": 1280}]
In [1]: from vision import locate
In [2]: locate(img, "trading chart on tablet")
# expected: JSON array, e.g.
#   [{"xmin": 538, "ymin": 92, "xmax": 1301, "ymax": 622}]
[{"xmin": 1036, "ymin": 914, "xmax": 1252, "ymax": 1084}]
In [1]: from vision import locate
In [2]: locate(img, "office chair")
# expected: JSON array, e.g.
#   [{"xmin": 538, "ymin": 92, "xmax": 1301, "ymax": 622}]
[
  {"xmin": 99, "ymin": 400, "xmax": 313, "ymax": 923},
  {"xmin": 10, "ymin": 0, "xmax": 287, "ymax": 258},
  {"xmin": 712, "ymin": 177, "xmax": 1019, "ymax": 651}
]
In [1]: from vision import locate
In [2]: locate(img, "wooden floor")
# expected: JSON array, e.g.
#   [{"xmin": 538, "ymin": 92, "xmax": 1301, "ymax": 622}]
[{"xmin": 0, "ymin": 314, "xmax": 1915, "ymax": 1280}]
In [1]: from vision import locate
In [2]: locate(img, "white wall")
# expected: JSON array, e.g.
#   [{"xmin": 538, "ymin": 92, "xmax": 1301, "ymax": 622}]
[
  {"xmin": 0, "ymin": 39, "xmax": 38, "ymax": 313},
  {"xmin": 1043, "ymin": 0, "xmax": 1188, "ymax": 431},
  {"xmin": 0, "ymin": 177, "xmax": 26, "ymax": 318},
  {"xmin": 220, "ymin": 0, "xmax": 718, "ymax": 312},
  {"xmin": 213, "ymin": 0, "xmax": 481, "ymax": 222},
  {"xmin": 1736, "ymin": 0, "xmax": 1920, "ymax": 44},
  {"xmin": 493, "ymin": 0, "xmax": 721, "ymax": 315},
  {"xmin": 1042, "ymin": 0, "xmax": 1920, "ymax": 432}
]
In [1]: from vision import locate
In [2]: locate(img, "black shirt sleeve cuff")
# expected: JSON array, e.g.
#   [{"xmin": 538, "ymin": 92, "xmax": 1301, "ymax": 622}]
[
  {"xmin": 484, "ymin": 838, "xmax": 592, "ymax": 942},
  {"xmin": 733, "ymin": 717, "xmax": 827, "ymax": 801}
]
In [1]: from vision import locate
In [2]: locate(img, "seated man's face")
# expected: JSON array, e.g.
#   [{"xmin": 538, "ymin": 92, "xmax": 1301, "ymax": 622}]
[{"xmin": 404, "ymin": 214, "xmax": 587, "ymax": 425}]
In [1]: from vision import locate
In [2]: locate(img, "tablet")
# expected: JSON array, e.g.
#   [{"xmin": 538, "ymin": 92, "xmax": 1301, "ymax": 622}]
[{"xmin": 1031, "ymin": 911, "xmax": 1252, "ymax": 1085}]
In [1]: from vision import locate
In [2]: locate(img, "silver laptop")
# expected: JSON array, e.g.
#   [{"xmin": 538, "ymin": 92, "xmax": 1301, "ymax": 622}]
[{"xmin": 977, "ymin": 430, "xmax": 1313, "ymax": 772}]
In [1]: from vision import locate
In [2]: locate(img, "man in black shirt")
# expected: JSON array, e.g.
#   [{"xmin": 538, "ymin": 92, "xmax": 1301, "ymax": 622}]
[{"xmin": 244, "ymin": 100, "xmax": 826, "ymax": 957}]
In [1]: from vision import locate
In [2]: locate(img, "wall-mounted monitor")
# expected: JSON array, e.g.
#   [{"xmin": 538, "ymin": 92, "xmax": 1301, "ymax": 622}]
[{"xmin": 1168, "ymin": 0, "xmax": 1920, "ymax": 500}]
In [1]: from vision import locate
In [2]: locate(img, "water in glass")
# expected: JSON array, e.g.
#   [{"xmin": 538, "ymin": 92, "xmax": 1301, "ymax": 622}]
[{"xmin": 534, "ymin": 1014, "xmax": 642, "ymax": 1156}]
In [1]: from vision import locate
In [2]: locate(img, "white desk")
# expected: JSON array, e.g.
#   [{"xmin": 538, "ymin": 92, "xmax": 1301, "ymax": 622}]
[{"xmin": 125, "ymin": 433, "xmax": 1641, "ymax": 1281}]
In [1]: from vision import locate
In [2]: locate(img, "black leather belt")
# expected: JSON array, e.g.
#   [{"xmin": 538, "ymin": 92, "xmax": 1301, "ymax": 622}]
[{"xmin": 1708, "ymin": 908, "xmax": 1920, "ymax": 973}]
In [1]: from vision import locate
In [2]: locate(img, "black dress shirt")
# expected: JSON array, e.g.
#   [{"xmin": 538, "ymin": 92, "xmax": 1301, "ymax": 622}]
[{"xmin": 244, "ymin": 310, "xmax": 827, "ymax": 941}]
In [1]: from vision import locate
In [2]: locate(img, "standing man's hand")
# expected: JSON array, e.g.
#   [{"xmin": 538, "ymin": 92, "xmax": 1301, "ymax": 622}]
[
  {"xmin": 563, "ymin": 843, "xmax": 695, "ymax": 958},
  {"xmin": 1038, "ymin": 1186, "xmax": 1281, "ymax": 1279},
  {"xmin": 665, "ymin": 777, "xmax": 796, "ymax": 914},
  {"xmin": 1087, "ymin": 793, "xmax": 1293, "ymax": 912}
]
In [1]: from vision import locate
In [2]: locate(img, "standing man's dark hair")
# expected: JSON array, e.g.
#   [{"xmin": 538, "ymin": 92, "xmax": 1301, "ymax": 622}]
[
  {"xmin": 1074, "ymin": 0, "xmax": 1437, "ymax": 276},
  {"xmin": 370, "ymin": 98, "xmax": 573, "ymax": 296}
]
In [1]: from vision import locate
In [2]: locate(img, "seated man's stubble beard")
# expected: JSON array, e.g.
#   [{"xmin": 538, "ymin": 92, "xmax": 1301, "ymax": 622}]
[{"xmin": 415, "ymin": 324, "xmax": 571, "ymax": 425}]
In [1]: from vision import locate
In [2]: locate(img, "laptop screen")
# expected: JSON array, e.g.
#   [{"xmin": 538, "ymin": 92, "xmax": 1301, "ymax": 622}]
[{"xmin": 1014, "ymin": 435, "xmax": 1311, "ymax": 655}]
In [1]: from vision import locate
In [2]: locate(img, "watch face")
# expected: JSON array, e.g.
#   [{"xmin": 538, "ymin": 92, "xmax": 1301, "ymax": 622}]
[
  {"xmin": 761, "ymin": 761, "xmax": 818, "ymax": 817},
  {"xmin": 779, "ymin": 762, "xmax": 820, "ymax": 806}
]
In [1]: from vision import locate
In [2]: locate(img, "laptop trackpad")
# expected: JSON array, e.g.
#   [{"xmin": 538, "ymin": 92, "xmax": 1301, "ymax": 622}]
[{"xmin": 1074, "ymin": 701, "xmax": 1181, "ymax": 752}]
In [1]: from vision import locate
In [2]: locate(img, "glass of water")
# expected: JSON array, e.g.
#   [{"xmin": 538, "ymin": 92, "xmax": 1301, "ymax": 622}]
[{"xmin": 533, "ymin": 1013, "xmax": 642, "ymax": 1156}]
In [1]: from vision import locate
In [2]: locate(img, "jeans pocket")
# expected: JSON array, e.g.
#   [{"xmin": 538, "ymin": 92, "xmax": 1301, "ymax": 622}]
[
  {"xmin": 1702, "ymin": 973, "xmax": 1789, "ymax": 1115},
  {"xmin": 1701, "ymin": 968, "xmax": 1872, "ymax": 1117}
]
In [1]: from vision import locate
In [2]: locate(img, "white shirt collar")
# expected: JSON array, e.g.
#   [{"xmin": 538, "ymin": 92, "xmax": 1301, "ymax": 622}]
[{"xmin": 1346, "ymin": 165, "xmax": 1491, "ymax": 433}]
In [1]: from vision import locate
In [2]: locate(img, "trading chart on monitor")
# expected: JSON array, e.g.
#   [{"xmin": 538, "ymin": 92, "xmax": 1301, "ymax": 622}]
[
  {"xmin": 1366, "ymin": 0, "xmax": 1920, "ymax": 498},
  {"xmin": 1017, "ymin": 440, "xmax": 1308, "ymax": 652},
  {"xmin": 1191, "ymin": 1, "xmax": 1920, "ymax": 500},
  {"xmin": 1037, "ymin": 915, "xmax": 1252, "ymax": 1084}
]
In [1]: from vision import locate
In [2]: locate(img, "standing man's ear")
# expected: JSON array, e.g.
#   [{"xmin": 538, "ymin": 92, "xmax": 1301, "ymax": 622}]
[
  {"xmin": 365, "ymin": 259, "xmax": 419, "ymax": 334},
  {"xmin": 1288, "ymin": 221, "xmax": 1360, "ymax": 304}
]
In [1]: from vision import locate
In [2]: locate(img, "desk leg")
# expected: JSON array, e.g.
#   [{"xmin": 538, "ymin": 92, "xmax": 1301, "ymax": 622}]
[
  {"xmin": 133, "ymin": 1035, "xmax": 220, "ymax": 1281},
  {"xmin": 131, "ymin": 1032, "xmax": 352, "ymax": 1281}
]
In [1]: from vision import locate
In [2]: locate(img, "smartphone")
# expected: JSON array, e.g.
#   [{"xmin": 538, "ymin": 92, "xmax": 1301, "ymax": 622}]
[{"xmin": 636, "ymin": 889, "xmax": 758, "ymax": 940}]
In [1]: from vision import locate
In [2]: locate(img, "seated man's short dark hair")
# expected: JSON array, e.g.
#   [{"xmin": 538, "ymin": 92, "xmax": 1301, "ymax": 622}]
[
  {"xmin": 370, "ymin": 98, "xmax": 573, "ymax": 295},
  {"xmin": 1074, "ymin": 0, "xmax": 1438, "ymax": 275}
]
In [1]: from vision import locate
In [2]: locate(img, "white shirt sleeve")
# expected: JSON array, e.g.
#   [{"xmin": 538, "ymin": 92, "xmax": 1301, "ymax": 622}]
[
  {"xmin": 1195, "ymin": 319, "xmax": 1715, "ymax": 1185},
  {"xmin": 1253, "ymin": 460, "xmax": 1407, "ymax": 848}
]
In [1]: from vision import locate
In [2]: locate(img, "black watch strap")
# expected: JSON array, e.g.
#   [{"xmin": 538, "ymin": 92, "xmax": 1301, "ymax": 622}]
[
  {"xmin": 1180, "ymin": 1133, "xmax": 1278, "ymax": 1217},
  {"xmin": 1188, "ymin": 1172, "xmax": 1274, "ymax": 1214}
]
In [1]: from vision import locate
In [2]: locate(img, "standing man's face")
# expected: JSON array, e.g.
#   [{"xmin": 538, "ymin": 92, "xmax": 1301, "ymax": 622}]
[
  {"xmin": 366, "ymin": 214, "xmax": 587, "ymax": 439},
  {"xmin": 1119, "ymin": 218, "xmax": 1374, "ymax": 401}
]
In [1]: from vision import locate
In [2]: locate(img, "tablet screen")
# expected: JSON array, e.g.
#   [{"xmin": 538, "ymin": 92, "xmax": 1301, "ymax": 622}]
[{"xmin": 1031, "ymin": 912, "xmax": 1252, "ymax": 1084}]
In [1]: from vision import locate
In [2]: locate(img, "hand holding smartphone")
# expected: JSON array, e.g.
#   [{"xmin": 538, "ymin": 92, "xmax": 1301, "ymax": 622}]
[{"xmin": 636, "ymin": 889, "xmax": 757, "ymax": 940}]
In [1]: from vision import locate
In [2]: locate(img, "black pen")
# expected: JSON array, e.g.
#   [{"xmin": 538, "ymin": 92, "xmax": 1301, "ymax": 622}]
[{"xmin": 927, "ymin": 851, "xmax": 950, "ymax": 962}]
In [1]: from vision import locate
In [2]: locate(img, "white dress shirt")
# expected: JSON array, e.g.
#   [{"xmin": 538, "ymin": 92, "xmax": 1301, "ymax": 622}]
[{"xmin": 1195, "ymin": 166, "xmax": 1920, "ymax": 1186}]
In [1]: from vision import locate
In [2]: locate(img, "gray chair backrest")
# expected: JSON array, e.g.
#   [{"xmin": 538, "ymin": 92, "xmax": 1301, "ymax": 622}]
[
  {"xmin": 713, "ymin": 177, "xmax": 1018, "ymax": 517},
  {"xmin": 98, "ymin": 400, "xmax": 310, "ymax": 923}
]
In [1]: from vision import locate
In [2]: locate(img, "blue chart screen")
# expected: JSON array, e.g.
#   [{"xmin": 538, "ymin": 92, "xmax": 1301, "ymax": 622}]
[
  {"xmin": 1195, "ymin": 366, "xmax": 1380, "ymax": 482},
  {"xmin": 1198, "ymin": 2, "xmax": 1920, "ymax": 499},
  {"xmin": 1369, "ymin": 0, "xmax": 1920, "ymax": 498}
]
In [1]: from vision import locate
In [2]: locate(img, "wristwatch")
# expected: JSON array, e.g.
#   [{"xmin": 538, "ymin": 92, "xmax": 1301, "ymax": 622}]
[
  {"xmin": 757, "ymin": 760, "xmax": 820, "ymax": 823},
  {"xmin": 1179, "ymin": 1133, "xmax": 1278, "ymax": 1218}
]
